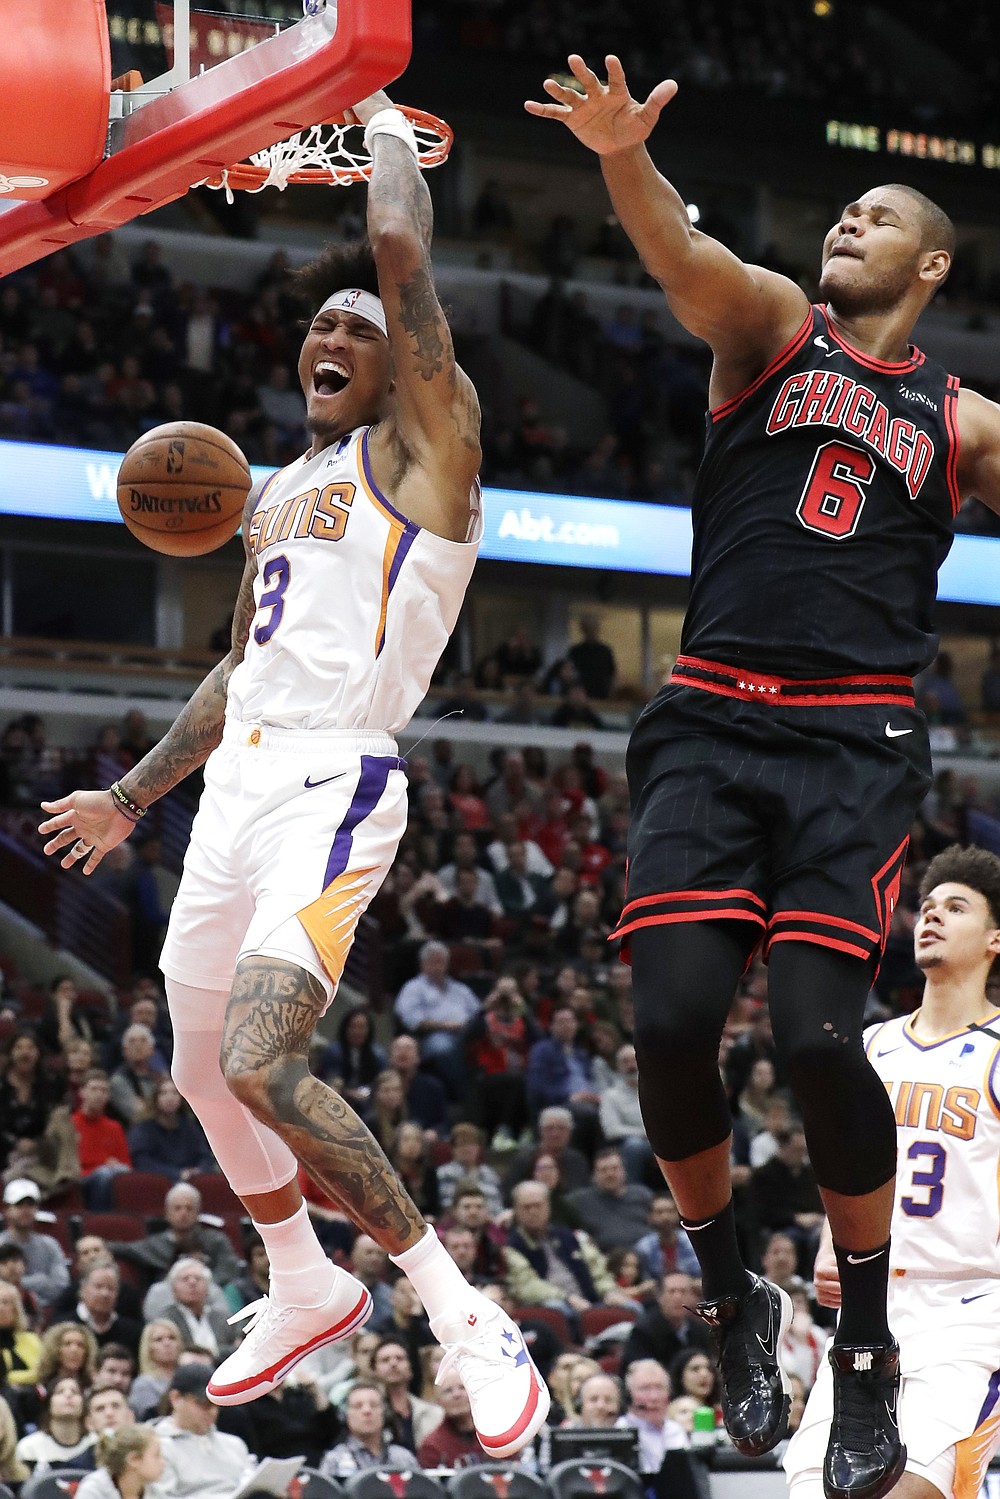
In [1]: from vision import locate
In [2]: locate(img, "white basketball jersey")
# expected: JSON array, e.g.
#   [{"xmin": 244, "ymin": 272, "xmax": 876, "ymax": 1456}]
[
  {"xmin": 864, "ymin": 1010, "xmax": 1000, "ymax": 1278},
  {"xmin": 227, "ymin": 426, "xmax": 481, "ymax": 732}
]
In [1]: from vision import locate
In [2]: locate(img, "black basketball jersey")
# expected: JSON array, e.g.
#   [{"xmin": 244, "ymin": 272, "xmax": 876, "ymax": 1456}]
[{"xmin": 680, "ymin": 303, "xmax": 961, "ymax": 678}]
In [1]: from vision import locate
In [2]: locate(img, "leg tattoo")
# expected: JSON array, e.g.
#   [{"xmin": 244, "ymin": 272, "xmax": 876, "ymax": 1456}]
[{"xmin": 221, "ymin": 957, "xmax": 426, "ymax": 1254}]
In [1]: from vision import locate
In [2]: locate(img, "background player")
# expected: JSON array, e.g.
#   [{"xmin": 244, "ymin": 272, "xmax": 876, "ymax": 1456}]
[
  {"xmin": 785, "ymin": 843, "xmax": 1000, "ymax": 1499},
  {"xmin": 36, "ymin": 87, "xmax": 548, "ymax": 1456},
  {"xmin": 526, "ymin": 52, "xmax": 1000, "ymax": 1499}
]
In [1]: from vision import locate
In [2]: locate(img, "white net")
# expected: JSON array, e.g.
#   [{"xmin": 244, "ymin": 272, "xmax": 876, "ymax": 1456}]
[{"xmin": 201, "ymin": 108, "xmax": 453, "ymax": 198}]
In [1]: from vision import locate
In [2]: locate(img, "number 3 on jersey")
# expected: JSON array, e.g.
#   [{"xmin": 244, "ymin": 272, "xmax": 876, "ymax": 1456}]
[
  {"xmin": 254, "ymin": 554, "xmax": 290, "ymax": 644},
  {"xmin": 797, "ymin": 440, "xmax": 875, "ymax": 539},
  {"xmin": 900, "ymin": 1139, "xmax": 946, "ymax": 1217}
]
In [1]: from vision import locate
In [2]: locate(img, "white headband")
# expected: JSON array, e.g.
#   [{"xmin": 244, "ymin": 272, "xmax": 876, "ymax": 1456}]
[{"xmin": 317, "ymin": 288, "xmax": 387, "ymax": 337}]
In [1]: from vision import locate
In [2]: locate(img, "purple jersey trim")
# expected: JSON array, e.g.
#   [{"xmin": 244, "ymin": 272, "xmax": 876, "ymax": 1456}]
[
  {"xmin": 361, "ymin": 428, "xmax": 413, "ymax": 528},
  {"xmin": 986, "ymin": 1041, "xmax": 1000, "ymax": 1120},
  {"xmin": 252, "ymin": 469, "xmax": 281, "ymax": 515}
]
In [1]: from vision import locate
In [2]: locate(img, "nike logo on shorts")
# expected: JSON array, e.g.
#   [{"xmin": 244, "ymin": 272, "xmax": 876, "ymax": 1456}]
[
  {"xmin": 961, "ymin": 1293, "xmax": 989, "ymax": 1304},
  {"xmin": 885, "ymin": 725, "xmax": 913, "ymax": 738},
  {"xmin": 303, "ymin": 773, "xmax": 348, "ymax": 790}
]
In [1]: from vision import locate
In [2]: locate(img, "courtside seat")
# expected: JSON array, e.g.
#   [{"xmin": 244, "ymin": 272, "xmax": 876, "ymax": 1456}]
[
  {"xmin": 21, "ymin": 1469, "xmax": 92, "ymax": 1499},
  {"xmin": 513, "ymin": 1304, "xmax": 572, "ymax": 1347},
  {"xmin": 111, "ymin": 1171, "xmax": 173, "ymax": 1213},
  {"xmin": 580, "ymin": 1307, "xmax": 638, "ymax": 1341},
  {"xmin": 44, "ymin": 1184, "xmax": 85, "ymax": 1213},
  {"xmin": 344, "ymin": 1471, "xmax": 448, "ymax": 1499},
  {"xmin": 187, "ymin": 1171, "xmax": 244, "ymax": 1215},
  {"xmin": 76, "ymin": 1211, "xmax": 145, "ymax": 1242},
  {"xmin": 449, "ymin": 1464, "xmax": 548, "ymax": 1499},
  {"xmin": 300, "ymin": 1471, "xmax": 346, "ymax": 1499},
  {"xmin": 37, "ymin": 1215, "xmax": 75, "ymax": 1255},
  {"xmin": 547, "ymin": 1460, "xmax": 646, "ymax": 1499}
]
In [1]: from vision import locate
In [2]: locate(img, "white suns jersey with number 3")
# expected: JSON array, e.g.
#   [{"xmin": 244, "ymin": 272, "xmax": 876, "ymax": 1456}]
[
  {"xmin": 864, "ymin": 1010, "xmax": 1000, "ymax": 1277},
  {"xmin": 226, "ymin": 425, "xmax": 482, "ymax": 733}
]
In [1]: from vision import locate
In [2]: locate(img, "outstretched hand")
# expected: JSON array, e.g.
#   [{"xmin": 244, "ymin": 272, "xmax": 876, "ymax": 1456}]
[
  {"xmin": 525, "ymin": 54, "xmax": 677, "ymax": 155},
  {"xmin": 38, "ymin": 789, "xmax": 137, "ymax": 876}
]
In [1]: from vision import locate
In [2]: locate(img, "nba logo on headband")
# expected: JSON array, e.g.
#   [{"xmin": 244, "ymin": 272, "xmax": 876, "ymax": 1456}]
[{"xmin": 318, "ymin": 288, "xmax": 387, "ymax": 337}]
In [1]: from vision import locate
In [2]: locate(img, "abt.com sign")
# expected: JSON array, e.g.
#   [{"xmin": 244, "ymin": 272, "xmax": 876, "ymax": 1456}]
[
  {"xmin": 481, "ymin": 488, "xmax": 694, "ymax": 575},
  {"xmin": 5, "ymin": 440, "xmax": 1000, "ymax": 600}
]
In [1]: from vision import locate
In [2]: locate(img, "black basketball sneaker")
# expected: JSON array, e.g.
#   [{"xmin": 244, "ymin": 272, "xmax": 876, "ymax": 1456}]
[
  {"xmin": 693, "ymin": 1274, "xmax": 793, "ymax": 1456},
  {"xmin": 823, "ymin": 1341, "xmax": 906, "ymax": 1499}
]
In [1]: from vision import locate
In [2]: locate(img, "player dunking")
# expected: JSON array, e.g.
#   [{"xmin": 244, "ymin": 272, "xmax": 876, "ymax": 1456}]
[
  {"xmin": 785, "ymin": 844, "xmax": 1000, "ymax": 1499},
  {"xmin": 527, "ymin": 54, "xmax": 1000, "ymax": 1499},
  {"xmin": 37, "ymin": 88, "xmax": 548, "ymax": 1454}
]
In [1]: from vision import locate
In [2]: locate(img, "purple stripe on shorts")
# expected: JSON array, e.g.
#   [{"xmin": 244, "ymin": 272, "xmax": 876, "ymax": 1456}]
[
  {"xmin": 974, "ymin": 1367, "xmax": 1000, "ymax": 1430},
  {"xmin": 322, "ymin": 754, "xmax": 402, "ymax": 889}
]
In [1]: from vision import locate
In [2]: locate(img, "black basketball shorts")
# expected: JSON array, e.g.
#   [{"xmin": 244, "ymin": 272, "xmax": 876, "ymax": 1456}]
[{"xmin": 612, "ymin": 654, "xmax": 933, "ymax": 969}]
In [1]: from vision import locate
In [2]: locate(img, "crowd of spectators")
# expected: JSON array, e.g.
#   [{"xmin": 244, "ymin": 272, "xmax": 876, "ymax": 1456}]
[
  {"xmin": 0, "ymin": 666, "xmax": 989, "ymax": 1493},
  {"xmin": 418, "ymin": 0, "xmax": 917, "ymax": 118},
  {"xmin": 4, "ymin": 232, "xmax": 1000, "ymax": 536}
]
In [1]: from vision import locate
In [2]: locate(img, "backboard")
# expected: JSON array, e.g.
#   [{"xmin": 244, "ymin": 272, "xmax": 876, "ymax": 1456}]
[{"xmin": 0, "ymin": 0, "xmax": 412, "ymax": 277}]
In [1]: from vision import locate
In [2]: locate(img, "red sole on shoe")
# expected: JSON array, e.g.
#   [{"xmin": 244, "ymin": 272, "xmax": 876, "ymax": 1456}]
[{"xmin": 207, "ymin": 1288, "xmax": 373, "ymax": 1406}]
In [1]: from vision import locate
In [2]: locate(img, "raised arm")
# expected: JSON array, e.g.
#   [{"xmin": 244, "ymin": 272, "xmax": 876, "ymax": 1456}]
[
  {"xmin": 38, "ymin": 486, "xmax": 261, "ymax": 875},
  {"xmin": 526, "ymin": 56, "xmax": 808, "ymax": 372},
  {"xmin": 958, "ymin": 387, "xmax": 1000, "ymax": 514},
  {"xmin": 352, "ymin": 91, "xmax": 481, "ymax": 533}
]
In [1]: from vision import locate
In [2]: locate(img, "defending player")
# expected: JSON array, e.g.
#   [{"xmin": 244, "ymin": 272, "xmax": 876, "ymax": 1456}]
[
  {"xmin": 527, "ymin": 54, "xmax": 1000, "ymax": 1499},
  {"xmin": 785, "ymin": 844, "xmax": 1000, "ymax": 1499},
  {"xmin": 37, "ymin": 88, "xmax": 549, "ymax": 1454}
]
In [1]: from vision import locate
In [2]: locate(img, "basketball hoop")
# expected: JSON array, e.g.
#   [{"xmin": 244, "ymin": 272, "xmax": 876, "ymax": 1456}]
[{"xmin": 201, "ymin": 106, "xmax": 453, "ymax": 202}]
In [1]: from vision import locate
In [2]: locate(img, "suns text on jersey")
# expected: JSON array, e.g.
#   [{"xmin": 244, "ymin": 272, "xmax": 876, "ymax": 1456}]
[
  {"xmin": 766, "ymin": 371, "xmax": 935, "ymax": 499},
  {"xmin": 882, "ymin": 1077, "xmax": 979, "ymax": 1139},
  {"xmin": 248, "ymin": 481, "xmax": 356, "ymax": 555}
]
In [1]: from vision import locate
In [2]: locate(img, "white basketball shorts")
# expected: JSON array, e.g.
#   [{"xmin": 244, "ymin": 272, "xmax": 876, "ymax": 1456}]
[
  {"xmin": 159, "ymin": 717, "xmax": 408, "ymax": 1002},
  {"xmin": 783, "ymin": 1279, "xmax": 1000, "ymax": 1499}
]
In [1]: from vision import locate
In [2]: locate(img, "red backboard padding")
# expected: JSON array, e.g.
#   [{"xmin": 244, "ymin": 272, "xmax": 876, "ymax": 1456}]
[
  {"xmin": 0, "ymin": 0, "xmax": 411, "ymax": 277},
  {"xmin": 0, "ymin": 0, "xmax": 110, "ymax": 201}
]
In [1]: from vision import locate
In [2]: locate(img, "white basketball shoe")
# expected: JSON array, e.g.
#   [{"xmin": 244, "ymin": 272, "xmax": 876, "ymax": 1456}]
[
  {"xmin": 207, "ymin": 1270, "xmax": 372, "ymax": 1405},
  {"xmin": 431, "ymin": 1295, "xmax": 551, "ymax": 1458}
]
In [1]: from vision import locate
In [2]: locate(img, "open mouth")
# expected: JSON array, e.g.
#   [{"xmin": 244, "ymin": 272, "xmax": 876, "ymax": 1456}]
[{"xmin": 313, "ymin": 359, "xmax": 351, "ymax": 397}]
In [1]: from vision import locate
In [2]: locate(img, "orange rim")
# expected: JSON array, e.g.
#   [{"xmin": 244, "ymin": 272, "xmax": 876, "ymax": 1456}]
[{"xmin": 203, "ymin": 105, "xmax": 453, "ymax": 190}]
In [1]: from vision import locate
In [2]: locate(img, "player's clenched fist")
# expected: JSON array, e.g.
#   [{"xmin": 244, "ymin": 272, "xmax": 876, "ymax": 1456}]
[
  {"xmin": 813, "ymin": 1239, "xmax": 842, "ymax": 1310},
  {"xmin": 524, "ymin": 54, "xmax": 678, "ymax": 154}
]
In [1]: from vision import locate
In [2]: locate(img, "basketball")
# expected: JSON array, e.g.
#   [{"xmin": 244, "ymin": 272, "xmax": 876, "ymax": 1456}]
[{"xmin": 116, "ymin": 422, "xmax": 252, "ymax": 557}]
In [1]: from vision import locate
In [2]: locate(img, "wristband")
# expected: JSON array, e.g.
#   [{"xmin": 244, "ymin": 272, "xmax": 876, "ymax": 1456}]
[
  {"xmin": 109, "ymin": 781, "xmax": 147, "ymax": 822},
  {"xmin": 363, "ymin": 108, "xmax": 419, "ymax": 161}
]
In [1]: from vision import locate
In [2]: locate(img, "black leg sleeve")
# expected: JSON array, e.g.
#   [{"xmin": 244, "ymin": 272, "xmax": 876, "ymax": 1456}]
[
  {"xmin": 630, "ymin": 920, "xmax": 758, "ymax": 1161},
  {"xmin": 767, "ymin": 942, "xmax": 896, "ymax": 1196}
]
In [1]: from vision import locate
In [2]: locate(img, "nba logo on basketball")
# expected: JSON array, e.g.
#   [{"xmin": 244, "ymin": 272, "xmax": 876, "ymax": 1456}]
[{"xmin": 166, "ymin": 440, "xmax": 185, "ymax": 474}]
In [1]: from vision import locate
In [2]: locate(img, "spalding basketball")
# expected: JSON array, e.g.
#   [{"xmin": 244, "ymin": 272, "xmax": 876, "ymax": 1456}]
[{"xmin": 117, "ymin": 421, "xmax": 252, "ymax": 556}]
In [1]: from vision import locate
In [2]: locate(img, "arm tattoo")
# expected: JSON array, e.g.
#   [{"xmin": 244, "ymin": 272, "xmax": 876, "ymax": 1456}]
[
  {"xmin": 368, "ymin": 138, "xmax": 455, "ymax": 386},
  {"xmin": 223, "ymin": 959, "xmax": 426, "ymax": 1254},
  {"xmin": 121, "ymin": 522, "xmax": 258, "ymax": 807},
  {"xmin": 397, "ymin": 262, "xmax": 449, "ymax": 382}
]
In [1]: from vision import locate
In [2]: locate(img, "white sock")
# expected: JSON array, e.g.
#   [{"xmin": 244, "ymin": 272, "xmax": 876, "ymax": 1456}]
[
  {"xmin": 253, "ymin": 1202, "xmax": 337, "ymax": 1308},
  {"xmin": 390, "ymin": 1227, "xmax": 474, "ymax": 1326}
]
